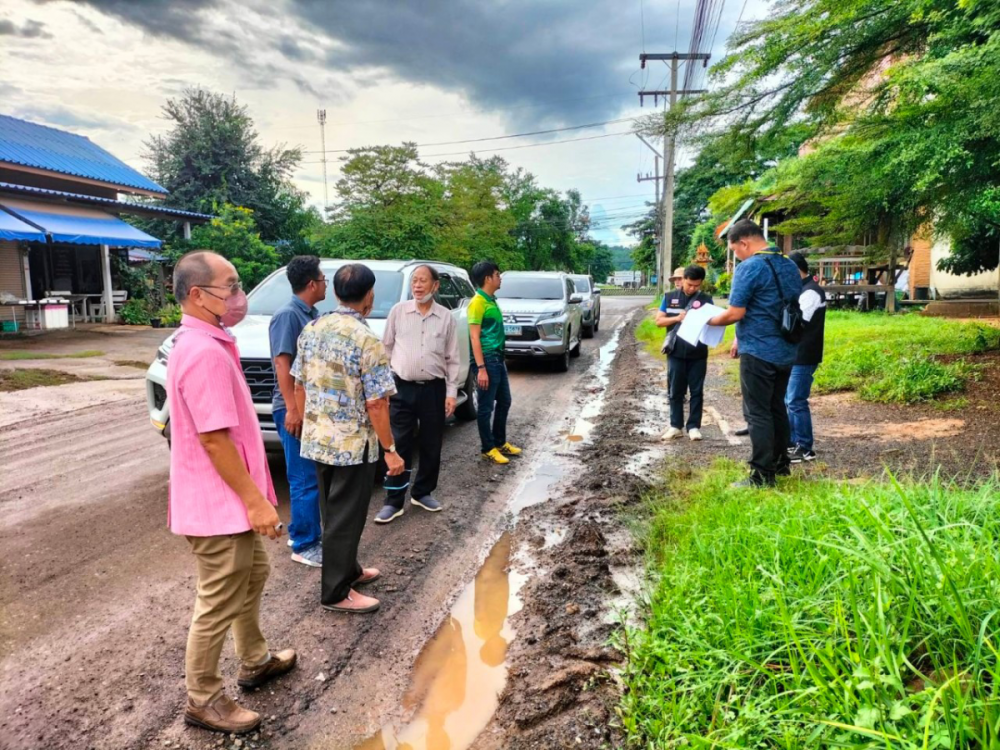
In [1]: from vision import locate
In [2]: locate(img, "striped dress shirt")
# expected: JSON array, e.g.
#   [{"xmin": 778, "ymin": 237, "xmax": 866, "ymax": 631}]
[{"xmin": 382, "ymin": 300, "xmax": 461, "ymax": 397}]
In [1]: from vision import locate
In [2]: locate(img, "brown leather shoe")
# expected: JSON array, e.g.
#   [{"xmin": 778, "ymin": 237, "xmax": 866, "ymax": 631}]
[
  {"xmin": 184, "ymin": 693, "xmax": 260, "ymax": 734},
  {"xmin": 354, "ymin": 567, "xmax": 381, "ymax": 585},
  {"xmin": 237, "ymin": 649, "xmax": 298, "ymax": 690},
  {"xmin": 322, "ymin": 589, "xmax": 380, "ymax": 613}
]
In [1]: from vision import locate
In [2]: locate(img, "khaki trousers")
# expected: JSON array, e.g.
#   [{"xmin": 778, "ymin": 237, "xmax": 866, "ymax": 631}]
[{"xmin": 185, "ymin": 531, "xmax": 270, "ymax": 703}]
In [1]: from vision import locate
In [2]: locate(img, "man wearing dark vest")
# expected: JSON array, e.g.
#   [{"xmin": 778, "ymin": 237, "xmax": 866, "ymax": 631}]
[
  {"xmin": 656, "ymin": 265, "xmax": 714, "ymax": 441},
  {"xmin": 785, "ymin": 252, "xmax": 826, "ymax": 463}
]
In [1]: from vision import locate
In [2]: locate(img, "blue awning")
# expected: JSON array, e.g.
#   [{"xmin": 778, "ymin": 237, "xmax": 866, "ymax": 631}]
[
  {"xmin": 0, "ymin": 197, "xmax": 162, "ymax": 248},
  {"xmin": 0, "ymin": 207, "xmax": 46, "ymax": 242}
]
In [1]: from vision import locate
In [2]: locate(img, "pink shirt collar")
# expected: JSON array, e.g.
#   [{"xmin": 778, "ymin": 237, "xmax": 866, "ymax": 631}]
[{"xmin": 180, "ymin": 313, "xmax": 236, "ymax": 343}]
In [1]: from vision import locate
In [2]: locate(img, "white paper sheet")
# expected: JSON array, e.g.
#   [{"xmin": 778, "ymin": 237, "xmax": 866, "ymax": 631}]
[{"xmin": 676, "ymin": 303, "xmax": 727, "ymax": 348}]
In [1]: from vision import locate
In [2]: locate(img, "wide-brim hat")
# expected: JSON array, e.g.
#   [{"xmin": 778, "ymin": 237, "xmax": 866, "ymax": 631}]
[{"xmin": 670, "ymin": 266, "xmax": 685, "ymax": 280}]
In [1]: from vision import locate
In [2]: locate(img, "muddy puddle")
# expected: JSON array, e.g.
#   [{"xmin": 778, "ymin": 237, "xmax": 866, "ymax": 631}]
[
  {"xmin": 567, "ymin": 322, "xmax": 623, "ymax": 443},
  {"xmin": 352, "ymin": 534, "xmax": 527, "ymax": 750}
]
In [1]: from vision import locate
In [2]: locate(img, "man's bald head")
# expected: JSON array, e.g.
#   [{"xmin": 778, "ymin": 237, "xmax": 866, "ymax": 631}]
[{"xmin": 174, "ymin": 251, "xmax": 230, "ymax": 302}]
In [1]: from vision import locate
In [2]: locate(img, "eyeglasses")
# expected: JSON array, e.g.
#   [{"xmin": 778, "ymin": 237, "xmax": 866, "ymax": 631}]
[{"xmin": 198, "ymin": 281, "xmax": 243, "ymax": 295}]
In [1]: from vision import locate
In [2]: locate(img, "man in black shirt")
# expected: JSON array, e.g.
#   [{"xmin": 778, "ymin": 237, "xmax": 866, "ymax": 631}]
[
  {"xmin": 785, "ymin": 252, "xmax": 826, "ymax": 462},
  {"xmin": 656, "ymin": 265, "xmax": 714, "ymax": 441}
]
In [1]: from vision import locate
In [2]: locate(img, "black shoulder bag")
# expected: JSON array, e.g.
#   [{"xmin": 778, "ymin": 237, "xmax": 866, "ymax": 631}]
[
  {"xmin": 661, "ymin": 293, "xmax": 700, "ymax": 355},
  {"xmin": 762, "ymin": 256, "xmax": 805, "ymax": 344}
]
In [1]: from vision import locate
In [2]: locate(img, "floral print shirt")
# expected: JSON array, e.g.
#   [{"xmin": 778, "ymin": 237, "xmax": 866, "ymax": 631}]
[{"xmin": 291, "ymin": 307, "xmax": 396, "ymax": 466}]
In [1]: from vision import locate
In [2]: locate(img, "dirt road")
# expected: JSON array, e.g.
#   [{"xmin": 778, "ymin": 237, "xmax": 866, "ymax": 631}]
[{"xmin": 0, "ymin": 296, "xmax": 650, "ymax": 750}]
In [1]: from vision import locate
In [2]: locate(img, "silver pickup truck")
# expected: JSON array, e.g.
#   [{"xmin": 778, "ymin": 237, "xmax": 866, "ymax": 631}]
[{"xmin": 495, "ymin": 271, "xmax": 584, "ymax": 372}]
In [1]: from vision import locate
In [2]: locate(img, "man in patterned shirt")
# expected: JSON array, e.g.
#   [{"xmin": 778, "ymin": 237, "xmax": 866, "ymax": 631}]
[
  {"xmin": 469, "ymin": 260, "xmax": 522, "ymax": 465},
  {"xmin": 292, "ymin": 264, "xmax": 405, "ymax": 614}
]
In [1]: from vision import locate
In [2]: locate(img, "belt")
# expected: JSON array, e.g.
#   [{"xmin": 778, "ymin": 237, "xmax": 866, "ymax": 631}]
[{"xmin": 394, "ymin": 376, "xmax": 443, "ymax": 386}]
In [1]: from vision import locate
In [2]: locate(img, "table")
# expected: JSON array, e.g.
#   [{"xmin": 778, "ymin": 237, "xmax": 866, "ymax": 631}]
[{"xmin": 13, "ymin": 299, "xmax": 71, "ymax": 330}]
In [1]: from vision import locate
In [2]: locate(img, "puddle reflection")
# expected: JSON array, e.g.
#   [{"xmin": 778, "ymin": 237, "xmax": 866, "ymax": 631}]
[{"xmin": 354, "ymin": 533, "xmax": 526, "ymax": 750}]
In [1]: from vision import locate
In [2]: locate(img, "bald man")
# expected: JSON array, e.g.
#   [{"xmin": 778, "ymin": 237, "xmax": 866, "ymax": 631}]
[{"xmin": 167, "ymin": 251, "xmax": 296, "ymax": 734}]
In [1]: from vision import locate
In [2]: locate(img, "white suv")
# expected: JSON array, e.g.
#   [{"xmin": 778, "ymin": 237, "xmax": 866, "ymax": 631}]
[{"xmin": 146, "ymin": 259, "xmax": 478, "ymax": 449}]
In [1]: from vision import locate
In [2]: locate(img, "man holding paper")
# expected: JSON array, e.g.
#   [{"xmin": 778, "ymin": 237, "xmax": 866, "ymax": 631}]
[{"xmin": 656, "ymin": 265, "xmax": 714, "ymax": 441}]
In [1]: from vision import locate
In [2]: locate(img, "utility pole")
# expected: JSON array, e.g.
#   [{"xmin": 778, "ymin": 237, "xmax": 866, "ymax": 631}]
[
  {"xmin": 638, "ymin": 52, "xmax": 710, "ymax": 292},
  {"xmin": 317, "ymin": 109, "xmax": 329, "ymax": 210},
  {"xmin": 636, "ymin": 134, "xmax": 663, "ymax": 292}
]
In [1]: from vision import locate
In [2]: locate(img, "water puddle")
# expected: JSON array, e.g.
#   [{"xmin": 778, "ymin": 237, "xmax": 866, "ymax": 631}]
[
  {"xmin": 508, "ymin": 459, "xmax": 566, "ymax": 516},
  {"xmin": 568, "ymin": 322, "xmax": 624, "ymax": 444},
  {"xmin": 354, "ymin": 533, "xmax": 528, "ymax": 750},
  {"xmin": 623, "ymin": 447, "xmax": 667, "ymax": 477}
]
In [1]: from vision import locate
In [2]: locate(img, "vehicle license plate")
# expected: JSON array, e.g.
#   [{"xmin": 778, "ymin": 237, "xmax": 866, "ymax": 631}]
[{"xmin": 504, "ymin": 324, "xmax": 522, "ymax": 336}]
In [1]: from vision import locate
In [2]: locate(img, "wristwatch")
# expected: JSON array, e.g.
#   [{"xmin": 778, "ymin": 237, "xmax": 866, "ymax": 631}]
[{"xmin": 386, "ymin": 443, "xmax": 397, "ymax": 453}]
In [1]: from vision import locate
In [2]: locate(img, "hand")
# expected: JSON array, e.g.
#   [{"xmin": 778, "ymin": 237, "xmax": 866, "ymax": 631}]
[
  {"xmin": 247, "ymin": 496, "xmax": 282, "ymax": 540},
  {"xmin": 476, "ymin": 368, "xmax": 489, "ymax": 390},
  {"xmin": 730, "ymin": 340, "xmax": 740, "ymax": 359},
  {"xmin": 385, "ymin": 450, "xmax": 405, "ymax": 477},
  {"xmin": 284, "ymin": 408, "xmax": 303, "ymax": 438},
  {"xmin": 444, "ymin": 397, "xmax": 456, "ymax": 418},
  {"xmin": 675, "ymin": 311, "xmax": 687, "ymax": 323}
]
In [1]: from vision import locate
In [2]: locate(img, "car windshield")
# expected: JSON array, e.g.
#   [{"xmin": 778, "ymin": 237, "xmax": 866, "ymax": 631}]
[
  {"xmin": 496, "ymin": 276, "xmax": 565, "ymax": 300},
  {"xmin": 571, "ymin": 276, "xmax": 591, "ymax": 292},
  {"xmin": 246, "ymin": 267, "xmax": 404, "ymax": 318}
]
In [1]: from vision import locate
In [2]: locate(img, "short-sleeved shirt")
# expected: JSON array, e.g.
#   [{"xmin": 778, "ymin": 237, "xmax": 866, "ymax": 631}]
[
  {"xmin": 268, "ymin": 295, "xmax": 319, "ymax": 414},
  {"xmin": 467, "ymin": 289, "xmax": 505, "ymax": 355},
  {"xmin": 166, "ymin": 315, "xmax": 277, "ymax": 537},
  {"xmin": 730, "ymin": 249, "xmax": 803, "ymax": 366},
  {"xmin": 291, "ymin": 306, "xmax": 397, "ymax": 466},
  {"xmin": 660, "ymin": 289, "xmax": 715, "ymax": 360}
]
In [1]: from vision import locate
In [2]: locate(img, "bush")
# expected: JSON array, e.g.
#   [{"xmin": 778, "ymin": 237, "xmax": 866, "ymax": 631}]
[
  {"xmin": 715, "ymin": 271, "xmax": 732, "ymax": 296},
  {"xmin": 118, "ymin": 298, "xmax": 152, "ymax": 325},
  {"xmin": 620, "ymin": 461, "xmax": 1000, "ymax": 748},
  {"xmin": 156, "ymin": 304, "xmax": 182, "ymax": 327}
]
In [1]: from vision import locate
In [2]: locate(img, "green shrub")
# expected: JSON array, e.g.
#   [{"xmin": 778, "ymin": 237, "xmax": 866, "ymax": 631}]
[
  {"xmin": 156, "ymin": 304, "xmax": 182, "ymax": 327},
  {"xmin": 715, "ymin": 271, "xmax": 732, "ymax": 296},
  {"xmin": 620, "ymin": 461, "xmax": 1000, "ymax": 748},
  {"xmin": 118, "ymin": 298, "xmax": 152, "ymax": 326}
]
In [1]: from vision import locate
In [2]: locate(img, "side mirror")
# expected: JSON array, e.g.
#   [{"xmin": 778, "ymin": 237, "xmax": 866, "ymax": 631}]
[
  {"xmin": 569, "ymin": 294, "xmax": 584, "ymax": 304},
  {"xmin": 593, "ymin": 288, "xmax": 601, "ymax": 294}
]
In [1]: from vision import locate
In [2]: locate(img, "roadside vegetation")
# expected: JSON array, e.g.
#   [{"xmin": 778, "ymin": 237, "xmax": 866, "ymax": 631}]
[
  {"xmin": 635, "ymin": 311, "xmax": 1000, "ymax": 403},
  {"xmin": 619, "ymin": 460, "xmax": 1000, "ymax": 748},
  {"xmin": 0, "ymin": 368, "xmax": 96, "ymax": 391},
  {"xmin": 0, "ymin": 350, "xmax": 103, "ymax": 361}
]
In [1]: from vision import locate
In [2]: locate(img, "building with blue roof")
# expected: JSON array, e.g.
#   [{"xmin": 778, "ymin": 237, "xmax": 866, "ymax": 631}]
[{"xmin": 0, "ymin": 114, "xmax": 211, "ymax": 327}]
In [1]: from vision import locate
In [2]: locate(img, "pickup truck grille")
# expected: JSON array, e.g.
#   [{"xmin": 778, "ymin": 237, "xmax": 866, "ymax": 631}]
[
  {"xmin": 241, "ymin": 359, "xmax": 276, "ymax": 404},
  {"xmin": 504, "ymin": 313, "xmax": 538, "ymax": 324},
  {"xmin": 507, "ymin": 326, "xmax": 540, "ymax": 341}
]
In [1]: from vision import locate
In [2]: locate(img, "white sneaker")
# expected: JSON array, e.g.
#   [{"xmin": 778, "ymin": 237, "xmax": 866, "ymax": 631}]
[
  {"xmin": 291, "ymin": 544, "xmax": 323, "ymax": 568},
  {"xmin": 688, "ymin": 428, "xmax": 703, "ymax": 441},
  {"xmin": 287, "ymin": 538, "xmax": 294, "ymax": 547},
  {"xmin": 662, "ymin": 427, "xmax": 684, "ymax": 440}
]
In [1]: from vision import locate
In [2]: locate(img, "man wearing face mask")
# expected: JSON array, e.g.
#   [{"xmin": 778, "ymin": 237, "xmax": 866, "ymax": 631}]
[
  {"xmin": 166, "ymin": 251, "xmax": 296, "ymax": 735},
  {"xmin": 293, "ymin": 263, "xmax": 404, "ymax": 614},
  {"xmin": 269, "ymin": 256, "xmax": 326, "ymax": 568},
  {"xmin": 375, "ymin": 264, "xmax": 460, "ymax": 524}
]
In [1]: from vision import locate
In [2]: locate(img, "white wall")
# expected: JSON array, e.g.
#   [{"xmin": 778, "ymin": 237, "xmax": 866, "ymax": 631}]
[{"xmin": 930, "ymin": 237, "xmax": 998, "ymax": 299}]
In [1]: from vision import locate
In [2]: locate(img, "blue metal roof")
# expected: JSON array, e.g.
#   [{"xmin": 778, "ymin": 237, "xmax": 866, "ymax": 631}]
[
  {"xmin": 0, "ymin": 206, "xmax": 46, "ymax": 242},
  {"xmin": 0, "ymin": 198, "xmax": 161, "ymax": 249},
  {"xmin": 0, "ymin": 114, "xmax": 167, "ymax": 195},
  {"xmin": 0, "ymin": 181, "xmax": 212, "ymax": 220}
]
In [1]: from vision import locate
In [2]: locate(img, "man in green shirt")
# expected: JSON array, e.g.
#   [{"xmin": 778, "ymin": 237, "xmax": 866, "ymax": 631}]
[{"xmin": 468, "ymin": 261, "xmax": 522, "ymax": 465}]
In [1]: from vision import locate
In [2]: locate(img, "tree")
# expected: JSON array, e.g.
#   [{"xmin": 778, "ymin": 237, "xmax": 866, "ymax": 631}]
[
  {"xmin": 623, "ymin": 208, "xmax": 658, "ymax": 278},
  {"xmin": 185, "ymin": 204, "xmax": 281, "ymax": 289},
  {"xmin": 143, "ymin": 88, "xmax": 315, "ymax": 247}
]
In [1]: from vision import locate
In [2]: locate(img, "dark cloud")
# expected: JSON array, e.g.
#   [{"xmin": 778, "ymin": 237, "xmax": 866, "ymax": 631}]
[
  {"xmin": 14, "ymin": 104, "xmax": 132, "ymax": 132},
  {"xmin": 53, "ymin": 0, "xmax": 751, "ymax": 127},
  {"xmin": 0, "ymin": 17, "xmax": 52, "ymax": 38}
]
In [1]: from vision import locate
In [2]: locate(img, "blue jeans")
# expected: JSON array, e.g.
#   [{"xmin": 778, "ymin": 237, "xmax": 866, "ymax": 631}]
[
  {"xmin": 473, "ymin": 355, "xmax": 511, "ymax": 454},
  {"xmin": 785, "ymin": 364, "xmax": 818, "ymax": 451},
  {"xmin": 274, "ymin": 407, "xmax": 322, "ymax": 553}
]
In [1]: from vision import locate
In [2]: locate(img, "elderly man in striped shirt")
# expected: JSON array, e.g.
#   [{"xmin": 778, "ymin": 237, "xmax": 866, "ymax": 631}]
[{"xmin": 375, "ymin": 264, "xmax": 461, "ymax": 524}]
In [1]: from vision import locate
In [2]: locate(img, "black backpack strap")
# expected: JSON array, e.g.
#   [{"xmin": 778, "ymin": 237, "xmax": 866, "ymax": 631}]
[{"xmin": 762, "ymin": 255, "xmax": 790, "ymax": 304}]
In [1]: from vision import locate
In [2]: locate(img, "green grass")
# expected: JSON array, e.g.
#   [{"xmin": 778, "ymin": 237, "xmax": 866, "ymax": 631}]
[
  {"xmin": 0, "ymin": 368, "xmax": 95, "ymax": 391},
  {"xmin": 816, "ymin": 312, "xmax": 998, "ymax": 403},
  {"xmin": 619, "ymin": 461, "xmax": 1000, "ymax": 749},
  {"xmin": 0, "ymin": 349, "xmax": 103, "ymax": 361},
  {"xmin": 635, "ymin": 310, "xmax": 999, "ymax": 404}
]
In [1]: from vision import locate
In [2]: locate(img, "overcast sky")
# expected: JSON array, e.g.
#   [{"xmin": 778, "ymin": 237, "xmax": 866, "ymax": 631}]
[{"xmin": 1, "ymin": 0, "xmax": 768, "ymax": 245}]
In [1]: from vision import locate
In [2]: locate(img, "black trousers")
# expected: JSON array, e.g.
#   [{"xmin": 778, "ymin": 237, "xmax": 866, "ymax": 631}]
[
  {"xmin": 316, "ymin": 451, "xmax": 376, "ymax": 605},
  {"xmin": 667, "ymin": 356, "xmax": 707, "ymax": 430},
  {"xmin": 387, "ymin": 378, "xmax": 446, "ymax": 508},
  {"xmin": 739, "ymin": 354, "xmax": 793, "ymax": 485}
]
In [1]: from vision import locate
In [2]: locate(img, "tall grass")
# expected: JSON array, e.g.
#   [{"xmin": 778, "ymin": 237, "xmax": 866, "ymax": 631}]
[{"xmin": 619, "ymin": 461, "xmax": 1000, "ymax": 748}]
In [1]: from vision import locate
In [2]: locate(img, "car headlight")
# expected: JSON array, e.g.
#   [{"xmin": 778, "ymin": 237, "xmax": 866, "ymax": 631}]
[
  {"xmin": 155, "ymin": 338, "xmax": 175, "ymax": 364},
  {"xmin": 537, "ymin": 316, "xmax": 566, "ymax": 340}
]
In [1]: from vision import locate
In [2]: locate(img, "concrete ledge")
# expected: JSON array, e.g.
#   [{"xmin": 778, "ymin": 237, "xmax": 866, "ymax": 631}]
[{"xmin": 921, "ymin": 300, "xmax": 1000, "ymax": 317}]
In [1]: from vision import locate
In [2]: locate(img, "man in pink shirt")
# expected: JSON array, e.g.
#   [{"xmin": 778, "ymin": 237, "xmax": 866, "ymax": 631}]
[{"xmin": 167, "ymin": 251, "xmax": 297, "ymax": 735}]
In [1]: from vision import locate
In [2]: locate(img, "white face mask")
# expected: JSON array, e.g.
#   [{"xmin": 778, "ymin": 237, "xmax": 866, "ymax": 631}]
[{"xmin": 415, "ymin": 292, "xmax": 435, "ymax": 304}]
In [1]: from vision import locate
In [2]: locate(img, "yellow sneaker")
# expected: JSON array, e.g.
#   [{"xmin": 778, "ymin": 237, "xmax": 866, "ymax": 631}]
[
  {"xmin": 482, "ymin": 448, "xmax": 510, "ymax": 465},
  {"xmin": 499, "ymin": 442, "xmax": 522, "ymax": 456}
]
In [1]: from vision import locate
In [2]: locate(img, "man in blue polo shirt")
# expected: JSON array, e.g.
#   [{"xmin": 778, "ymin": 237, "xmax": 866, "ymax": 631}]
[
  {"xmin": 269, "ymin": 255, "xmax": 327, "ymax": 566},
  {"xmin": 708, "ymin": 220, "xmax": 802, "ymax": 487}
]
